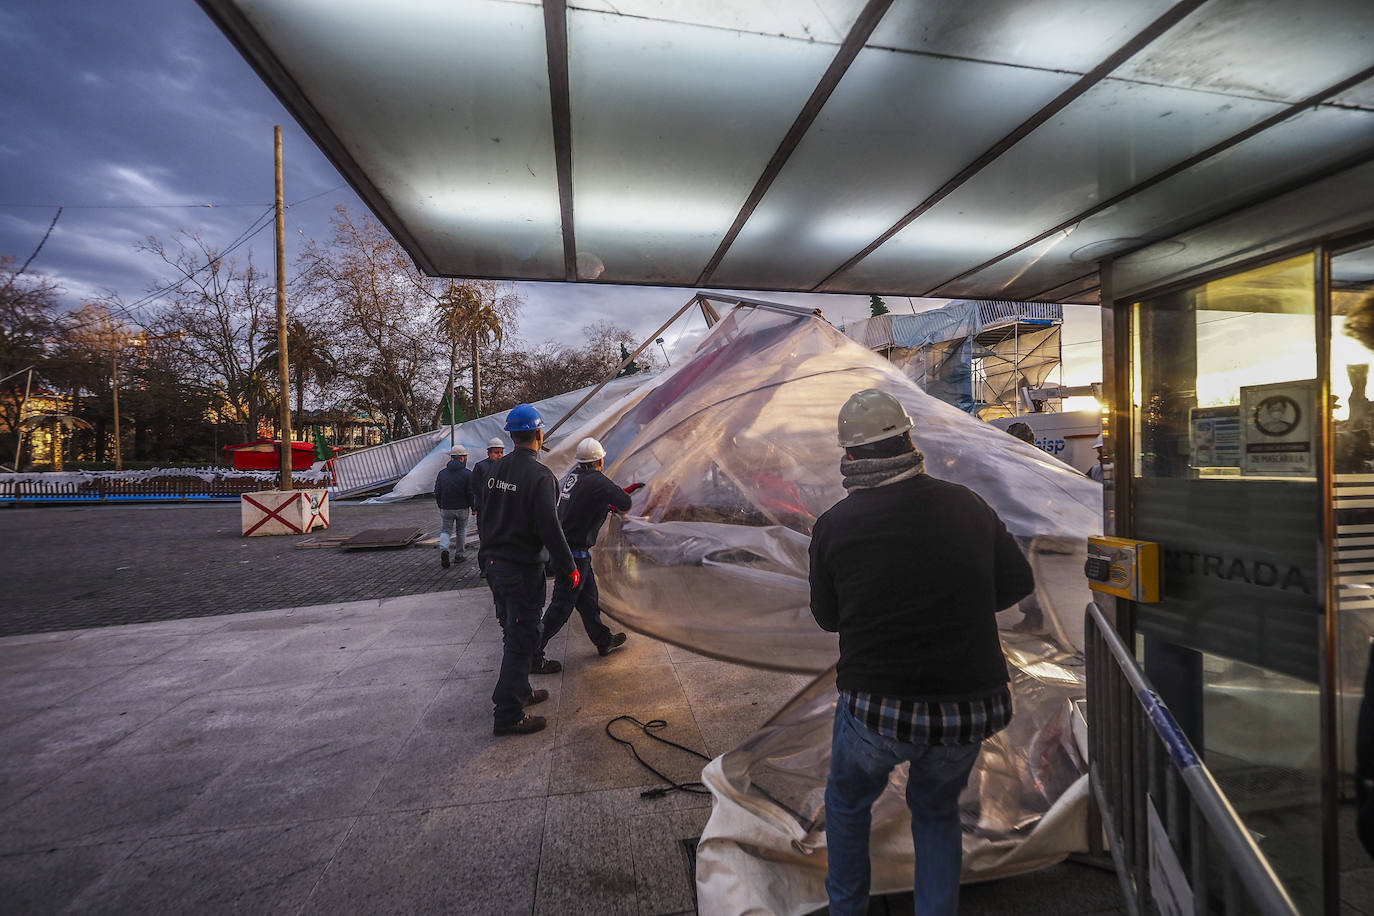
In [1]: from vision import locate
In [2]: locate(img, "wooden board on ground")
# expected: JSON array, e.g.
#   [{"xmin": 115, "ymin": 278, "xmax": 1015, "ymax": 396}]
[
  {"xmin": 295, "ymin": 535, "xmax": 351, "ymax": 549},
  {"xmin": 340, "ymin": 527, "xmax": 425, "ymax": 550}
]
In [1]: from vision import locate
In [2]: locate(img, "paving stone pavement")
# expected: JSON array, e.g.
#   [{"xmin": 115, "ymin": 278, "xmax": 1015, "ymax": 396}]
[
  {"xmin": 0, "ymin": 499, "xmax": 481, "ymax": 637},
  {"xmin": 0, "ymin": 588, "xmax": 806, "ymax": 915},
  {"xmin": 0, "ymin": 499, "xmax": 1129, "ymax": 914}
]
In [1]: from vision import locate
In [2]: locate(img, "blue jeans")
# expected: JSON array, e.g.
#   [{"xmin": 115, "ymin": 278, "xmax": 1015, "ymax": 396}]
[
  {"xmin": 825, "ymin": 701, "xmax": 982, "ymax": 916},
  {"xmin": 486, "ymin": 559, "xmax": 545, "ymax": 727},
  {"xmin": 535, "ymin": 555, "xmax": 612, "ymax": 663},
  {"xmin": 439, "ymin": 508, "xmax": 469, "ymax": 555}
]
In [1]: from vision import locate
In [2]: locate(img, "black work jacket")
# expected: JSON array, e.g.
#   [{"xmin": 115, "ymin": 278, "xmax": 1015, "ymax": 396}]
[
  {"xmin": 808, "ymin": 473, "xmax": 1033, "ymax": 700},
  {"xmin": 557, "ymin": 466, "xmax": 632, "ymax": 550},
  {"xmin": 471, "ymin": 456, "xmax": 498, "ymax": 513},
  {"xmin": 477, "ymin": 447, "xmax": 574, "ymax": 573},
  {"xmin": 433, "ymin": 458, "xmax": 475, "ymax": 510}
]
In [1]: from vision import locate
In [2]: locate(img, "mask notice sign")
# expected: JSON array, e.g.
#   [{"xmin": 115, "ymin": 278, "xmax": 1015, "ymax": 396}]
[{"xmin": 1241, "ymin": 379, "xmax": 1316, "ymax": 477}]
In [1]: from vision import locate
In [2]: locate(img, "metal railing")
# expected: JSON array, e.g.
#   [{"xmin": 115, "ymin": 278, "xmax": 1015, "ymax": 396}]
[
  {"xmin": 0, "ymin": 477, "xmax": 269, "ymax": 502},
  {"xmin": 1085, "ymin": 601, "xmax": 1300, "ymax": 916},
  {"xmin": 977, "ymin": 300, "xmax": 1064, "ymax": 325},
  {"xmin": 329, "ymin": 430, "xmax": 441, "ymax": 498}
]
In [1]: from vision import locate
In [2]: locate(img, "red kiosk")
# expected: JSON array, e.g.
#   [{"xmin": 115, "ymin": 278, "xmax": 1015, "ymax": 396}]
[{"xmin": 223, "ymin": 438, "xmax": 317, "ymax": 471}]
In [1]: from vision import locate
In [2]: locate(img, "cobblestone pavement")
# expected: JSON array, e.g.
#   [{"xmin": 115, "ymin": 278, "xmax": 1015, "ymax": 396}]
[{"xmin": 0, "ymin": 498, "xmax": 485, "ymax": 637}]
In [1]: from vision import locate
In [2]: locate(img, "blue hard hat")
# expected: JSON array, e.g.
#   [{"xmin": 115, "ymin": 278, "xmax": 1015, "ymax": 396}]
[{"xmin": 504, "ymin": 403, "xmax": 543, "ymax": 432}]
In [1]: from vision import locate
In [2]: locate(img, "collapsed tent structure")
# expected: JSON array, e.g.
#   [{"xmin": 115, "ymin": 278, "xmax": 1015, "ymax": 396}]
[
  {"xmin": 539, "ymin": 299, "xmax": 1102, "ymax": 914},
  {"xmin": 374, "ymin": 371, "xmax": 658, "ymax": 502}
]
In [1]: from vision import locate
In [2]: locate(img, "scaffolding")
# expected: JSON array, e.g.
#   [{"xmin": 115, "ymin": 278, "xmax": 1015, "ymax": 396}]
[
  {"xmin": 839, "ymin": 301, "xmax": 1064, "ymax": 420},
  {"xmin": 972, "ymin": 301, "xmax": 1064, "ymax": 419}
]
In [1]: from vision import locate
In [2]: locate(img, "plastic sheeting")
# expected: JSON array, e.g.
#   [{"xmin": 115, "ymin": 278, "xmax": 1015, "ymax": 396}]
[
  {"xmin": 372, "ymin": 371, "xmax": 657, "ymax": 502},
  {"xmin": 539, "ymin": 305, "xmax": 1102, "ymax": 913}
]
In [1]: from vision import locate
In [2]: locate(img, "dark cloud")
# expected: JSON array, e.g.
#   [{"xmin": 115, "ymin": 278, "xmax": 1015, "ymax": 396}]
[{"xmin": 0, "ymin": 1, "xmax": 1039, "ymax": 367}]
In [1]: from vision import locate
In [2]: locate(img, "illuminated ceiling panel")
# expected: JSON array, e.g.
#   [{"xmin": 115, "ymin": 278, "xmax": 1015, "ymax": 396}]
[
  {"xmin": 933, "ymin": 105, "xmax": 1374, "ymax": 302},
  {"xmin": 868, "ymin": 0, "xmax": 1178, "ymax": 72},
  {"xmin": 566, "ymin": 9, "xmax": 837, "ymax": 284},
  {"xmin": 220, "ymin": 0, "xmax": 564, "ymax": 277},
  {"xmin": 201, "ymin": 0, "xmax": 1374, "ymax": 302},
  {"xmin": 710, "ymin": 46, "xmax": 1077, "ymax": 291},
  {"xmin": 827, "ymin": 77, "xmax": 1288, "ymax": 294}
]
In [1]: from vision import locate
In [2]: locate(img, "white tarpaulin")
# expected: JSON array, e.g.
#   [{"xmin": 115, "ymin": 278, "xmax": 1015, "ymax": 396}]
[{"xmin": 373, "ymin": 372, "xmax": 657, "ymax": 502}]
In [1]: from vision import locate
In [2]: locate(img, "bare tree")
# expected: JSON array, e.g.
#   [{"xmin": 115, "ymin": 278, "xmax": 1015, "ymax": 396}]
[
  {"xmin": 138, "ymin": 233, "xmax": 276, "ymax": 442},
  {"xmin": 0, "ymin": 256, "xmax": 59, "ymax": 449},
  {"xmin": 48, "ymin": 304, "xmax": 128, "ymax": 463},
  {"xmin": 581, "ymin": 319, "xmax": 658, "ymax": 376},
  {"xmin": 297, "ymin": 207, "xmax": 445, "ymax": 440}
]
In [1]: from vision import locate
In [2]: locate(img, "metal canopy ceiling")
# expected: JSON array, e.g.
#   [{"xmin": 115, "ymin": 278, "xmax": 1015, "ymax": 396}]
[{"xmin": 200, "ymin": 0, "xmax": 1374, "ymax": 305}]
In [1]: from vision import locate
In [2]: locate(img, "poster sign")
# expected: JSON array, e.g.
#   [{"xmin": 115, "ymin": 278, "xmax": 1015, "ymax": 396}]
[
  {"xmin": 1147, "ymin": 797, "xmax": 1194, "ymax": 916},
  {"xmin": 1189, "ymin": 405, "xmax": 1241, "ymax": 468},
  {"xmin": 1241, "ymin": 379, "xmax": 1316, "ymax": 477}
]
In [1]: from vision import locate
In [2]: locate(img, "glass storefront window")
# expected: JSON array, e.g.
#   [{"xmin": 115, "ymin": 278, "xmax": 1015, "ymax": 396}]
[
  {"xmin": 1328, "ymin": 240, "xmax": 1374, "ymax": 892},
  {"xmin": 1131, "ymin": 252, "xmax": 1323, "ymax": 912}
]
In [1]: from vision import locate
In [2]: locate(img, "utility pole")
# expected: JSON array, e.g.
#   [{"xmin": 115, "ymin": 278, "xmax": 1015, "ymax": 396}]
[
  {"xmin": 112, "ymin": 343, "xmax": 122, "ymax": 470},
  {"xmin": 274, "ymin": 126, "xmax": 294, "ymax": 490}
]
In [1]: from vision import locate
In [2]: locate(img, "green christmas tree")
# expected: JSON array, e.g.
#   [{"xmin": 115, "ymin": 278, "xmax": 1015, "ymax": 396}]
[
  {"xmin": 616, "ymin": 342, "xmax": 643, "ymax": 377},
  {"xmin": 869, "ymin": 294, "xmax": 890, "ymax": 317}
]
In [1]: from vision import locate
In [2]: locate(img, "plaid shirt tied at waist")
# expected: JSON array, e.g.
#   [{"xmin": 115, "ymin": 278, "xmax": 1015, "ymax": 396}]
[{"xmin": 841, "ymin": 685, "xmax": 1013, "ymax": 746}]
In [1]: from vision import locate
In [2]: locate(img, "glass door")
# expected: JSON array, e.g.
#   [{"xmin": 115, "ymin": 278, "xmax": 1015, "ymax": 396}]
[
  {"xmin": 1130, "ymin": 253, "xmax": 1324, "ymax": 912},
  {"xmin": 1327, "ymin": 238, "xmax": 1374, "ymax": 908}
]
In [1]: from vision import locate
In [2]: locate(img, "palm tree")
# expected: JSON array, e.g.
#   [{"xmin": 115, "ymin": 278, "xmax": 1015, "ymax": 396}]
[
  {"xmin": 436, "ymin": 283, "xmax": 504, "ymax": 417},
  {"xmin": 258, "ymin": 318, "xmax": 337, "ymax": 432},
  {"xmin": 235, "ymin": 369, "xmax": 278, "ymax": 440}
]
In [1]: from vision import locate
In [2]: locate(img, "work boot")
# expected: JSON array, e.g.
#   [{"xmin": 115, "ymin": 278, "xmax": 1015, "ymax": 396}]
[
  {"xmin": 525, "ymin": 688, "xmax": 550, "ymax": 707},
  {"xmin": 531, "ymin": 659, "xmax": 563, "ymax": 675},
  {"xmin": 598, "ymin": 632, "xmax": 627, "ymax": 657},
  {"xmin": 493, "ymin": 714, "xmax": 546, "ymax": 736},
  {"xmin": 440, "ymin": 549, "xmax": 450, "ymax": 569}
]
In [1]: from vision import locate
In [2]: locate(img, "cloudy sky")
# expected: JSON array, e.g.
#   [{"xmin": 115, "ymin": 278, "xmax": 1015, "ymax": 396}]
[{"xmin": 0, "ymin": 0, "xmax": 1101, "ymax": 377}]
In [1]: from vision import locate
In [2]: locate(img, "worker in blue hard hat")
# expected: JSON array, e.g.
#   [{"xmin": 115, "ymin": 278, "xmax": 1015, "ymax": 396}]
[{"xmin": 479, "ymin": 403, "xmax": 576, "ymax": 736}]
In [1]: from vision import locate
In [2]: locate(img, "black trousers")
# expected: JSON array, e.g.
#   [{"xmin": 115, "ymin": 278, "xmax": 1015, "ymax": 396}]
[
  {"xmin": 535, "ymin": 555, "xmax": 612, "ymax": 663},
  {"xmin": 487, "ymin": 559, "xmax": 544, "ymax": 726}
]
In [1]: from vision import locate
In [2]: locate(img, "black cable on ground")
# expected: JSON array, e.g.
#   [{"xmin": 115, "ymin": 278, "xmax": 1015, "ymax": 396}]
[{"xmin": 604, "ymin": 714, "xmax": 712, "ymax": 798}]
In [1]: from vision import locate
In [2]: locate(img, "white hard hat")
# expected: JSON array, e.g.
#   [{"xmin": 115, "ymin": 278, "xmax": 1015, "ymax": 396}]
[
  {"xmin": 837, "ymin": 389, "xmax": 914, "ymax": 448},
  {"xmin": 449, "ymin": 445, "xmax": 467, "ymax": 457},
  {"xmin": 486, "ymin": 438, "xmax": 504, "ymax": 450},
  {"xmin": 575, "ymin": 437, "xmax": 606, "ymax": 463}
]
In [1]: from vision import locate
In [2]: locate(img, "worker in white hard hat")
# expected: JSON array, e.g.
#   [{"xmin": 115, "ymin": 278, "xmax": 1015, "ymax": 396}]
[
  {"xmin": 470, "ymin": 437, "xmax": 507, "ymax": 578},
  {"xmin": 809, "ymin": 388, "xmax": 1033, "ymax": 916},
  {"xmin": 530, "ymin": 436, "xmax": 633, "ymax": 674},
  {"xmin": 1087, "ymin": 432, "xmax": 1107, "ymax": 483},
  {"xmin": 433, "ymin": 444, "xmax": 474, "ymax": 568}
]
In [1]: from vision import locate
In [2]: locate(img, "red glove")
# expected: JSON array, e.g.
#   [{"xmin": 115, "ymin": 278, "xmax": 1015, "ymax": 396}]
[
  {"xmin": 568, "ymin": 567, "xmax": 580, "ymax": 589},
  {"xmin": 624, "ymin": 482, "xmax": 644, "ymax": 494}
]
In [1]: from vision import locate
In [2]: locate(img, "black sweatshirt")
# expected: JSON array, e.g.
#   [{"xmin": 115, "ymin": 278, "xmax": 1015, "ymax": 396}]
[
  {"xmin": 471, "ymin": 456, "xmax": 498, "ymax": 514},
  {"xmin": 808, "ymin": 473, "xmax": 1034, "ymax": 700},
  {"xmin": 477, "ymin": 447, "xmax": 574, "ymax": 573},
  {"xmin": 557, "ymin": 466, "xmax": 632, "ymax": 550}
]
